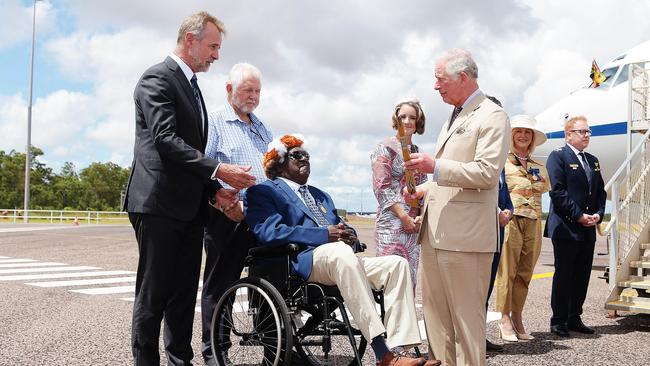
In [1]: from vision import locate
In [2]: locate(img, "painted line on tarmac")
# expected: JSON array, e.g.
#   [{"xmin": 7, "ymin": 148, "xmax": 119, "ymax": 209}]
[
  {"xmin": 0, "ymin": 262, "xmax": 66, "ymax": 268},
  {"xmin": 0, "ymin": 270, "xmax": 135, "ymax": 281},
  {"xmin": 0, "ymin": 265, "xmax": 98, "ymax": 274},
  {"xmin": 71, "ymin": 285, "xmax": 136, "ymax": 295},
  {"xmin": 0, "ymin": 258, "xmax": 37, "ymax": 264},
  {"xmin": 27, "ymin": 276, "xmax": 137, "ymax": 288},
  {"xmin": 532, "ymin": 271, "xmax": 554, "ymax": 280},
  {"xmin": 0, "ymin": 226, "xmax": 81, "ymax": 233}
]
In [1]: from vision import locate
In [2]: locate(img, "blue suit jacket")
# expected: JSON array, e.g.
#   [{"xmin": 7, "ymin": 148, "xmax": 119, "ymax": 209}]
[
  {"xmin": 498, "ymin": 169, "xmax": 513, "ymax": 245},
  {"xmin": 544, "ymin": 145, "xmax": 607, "ymax": 242},
  {"xmin": 244, "ymin": 178, "xmax": 344, "ymax": 279}
]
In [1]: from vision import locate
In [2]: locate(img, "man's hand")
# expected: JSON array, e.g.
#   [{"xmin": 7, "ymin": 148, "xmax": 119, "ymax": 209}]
[
  {"xmin": 327, "ymin": 223, "xmax": 357, "ymax": 245},
  {"xmin": 223, "ymin": 201, "xmax": 244, "ymax": 223},
  {"xmin": 212, "ymin": 188, "xmax": 239, "ymax": 211},
  {"xmin": 217, "ymin": 164, "xmax": 256, "ymax": 190},
  {"xmin": 403, "ymin": 185, "xmax": 425, "ymax": 203},
  {"xmin": 498, "ymin": 209, "xmax": 511, "ymax": 227},
  {"xmin": 403, "ymin": 153, "xmax": 435, "ymax": 174},
  {"xmin": 578, "ymin": 213, "xmax": 596, "ymax": 227}
]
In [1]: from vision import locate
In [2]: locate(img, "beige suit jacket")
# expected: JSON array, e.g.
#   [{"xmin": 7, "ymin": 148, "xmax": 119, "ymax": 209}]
[{"xmin": 419, "ymin": 91, "xmax": 510, "ymax": 253}]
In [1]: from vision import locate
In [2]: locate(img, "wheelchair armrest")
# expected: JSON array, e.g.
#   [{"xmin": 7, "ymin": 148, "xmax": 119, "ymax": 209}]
[{"xmin": 247, "ymin": 243, "xmax": 304, "ymax": 258}]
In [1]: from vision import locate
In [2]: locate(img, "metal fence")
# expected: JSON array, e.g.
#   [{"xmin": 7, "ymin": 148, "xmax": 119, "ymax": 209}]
[{"xmin": 0, "ymin": 209, "xmax": 129, "ymax": 225}]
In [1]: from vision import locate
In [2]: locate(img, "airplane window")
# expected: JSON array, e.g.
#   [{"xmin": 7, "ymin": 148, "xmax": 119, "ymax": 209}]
[
  {"xmin": 613, "ymin": 65, "xmax": 629, "ymax": 87},
  {"xmin": 598, "ymin": 67, "xmax": 619, "ymax": 88}
]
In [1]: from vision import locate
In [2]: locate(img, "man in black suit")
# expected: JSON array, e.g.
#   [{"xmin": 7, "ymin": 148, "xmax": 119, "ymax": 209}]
[
  {"xmin": 544, "ymin": 115, "xmax": 606, "ymax": 338},
  {"xmin": 124, "ymin": 12, "xmax": 256, "ymax": 365}
]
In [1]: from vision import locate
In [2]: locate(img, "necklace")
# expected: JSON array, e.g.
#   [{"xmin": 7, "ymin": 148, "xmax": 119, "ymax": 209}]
[{"xmin": 513, "ymin": 153, "xmax": 528, "ymax": 161}]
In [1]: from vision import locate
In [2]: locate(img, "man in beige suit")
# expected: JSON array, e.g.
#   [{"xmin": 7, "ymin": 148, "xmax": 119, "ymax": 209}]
[{"xmin": 405, "ymin": 49, "xmax": 510, "ymax": 366}]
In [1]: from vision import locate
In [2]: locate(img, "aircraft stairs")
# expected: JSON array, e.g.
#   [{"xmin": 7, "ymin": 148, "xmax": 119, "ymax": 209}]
[{"xmin": 604, "ymin": 61, "xmax": 650, "ymax": 314}]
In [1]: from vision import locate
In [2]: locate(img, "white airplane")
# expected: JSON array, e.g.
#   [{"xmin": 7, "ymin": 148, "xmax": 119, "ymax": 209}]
[{"xmin": 534, "ymin": 40, "xmax": 650, "ymax": 183}]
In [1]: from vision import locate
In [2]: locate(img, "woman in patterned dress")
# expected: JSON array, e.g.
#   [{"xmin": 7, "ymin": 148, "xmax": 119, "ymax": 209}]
[
  {"xmin": 495, "ymin": 115, "xmax": 550, "ymax": 342},
  {"xmin": 371, "ymin": 99, "xmax": 427, "ymax": 287}
]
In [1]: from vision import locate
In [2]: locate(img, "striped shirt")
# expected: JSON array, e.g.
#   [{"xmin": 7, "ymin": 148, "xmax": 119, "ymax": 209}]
[{"xmin": 206, "ymin": 102, "xmax": 273, "ymax": 198}]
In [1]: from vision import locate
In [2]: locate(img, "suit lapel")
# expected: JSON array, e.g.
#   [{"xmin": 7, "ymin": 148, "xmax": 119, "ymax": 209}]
[
  {"xmin": 165, "ymin": 57, "xmax": 204, "ymax": 142},
  {"xmin": 273, "ymin": 179, "xmax": 319, "ymax": 224},
  {"xmin": 564, "ymin": 145, "xmax": 590, "ymax": 186},
  {"xmin": 435, "ymin": 92, "xmax": 486, "ymax": 157}
]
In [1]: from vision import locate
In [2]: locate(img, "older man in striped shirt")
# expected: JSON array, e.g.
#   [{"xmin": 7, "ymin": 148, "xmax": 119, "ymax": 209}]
[{"xmin": 200, "ymin": 62, "xmax": 273, "ymax": 366}]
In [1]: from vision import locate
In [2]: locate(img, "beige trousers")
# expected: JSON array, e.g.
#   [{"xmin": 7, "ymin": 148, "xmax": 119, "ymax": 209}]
[
  {"xmin": 495, "ymin": 216, "xmax": 542, "ymax": 313},
  {"xmin": 421, "ymin": 243, "xmax": 492, "ymax": 366},
  {"xmin": 307, "ymin": 241, "xmax": 421, "ymax": 348}
]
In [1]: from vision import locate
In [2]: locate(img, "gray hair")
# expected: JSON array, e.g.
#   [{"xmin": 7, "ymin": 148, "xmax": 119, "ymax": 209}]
[
  {"xmin": 176, "ymin": 11, "xmax": 226, "ymax": 45},
  {"xmin": 440, "ymin": 48, "xmax": 478, "ymax": 80},
  {"xmin": 227, "ymin": 62, "xmax": 262, "ymax": 91}
]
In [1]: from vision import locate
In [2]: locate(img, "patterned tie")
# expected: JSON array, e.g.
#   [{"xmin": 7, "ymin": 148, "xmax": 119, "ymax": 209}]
[
  {"xmin": 579, "ymin": 152, "xmax": 592, "ymax": 184},
  {"xmin": 299, "ymin": 186, "xmax": 330, "ymax": 226},
  {"xmin": 448, "ymin": 106, "xmax": 462, "ymax": 129},
  {"xmin": 190, "ymin": 75, "xmax": 204, "ymax": 134}
]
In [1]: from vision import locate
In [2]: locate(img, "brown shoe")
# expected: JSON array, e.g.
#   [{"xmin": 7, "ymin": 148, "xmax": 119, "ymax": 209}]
[
  {"xmin": 376, "ymin": 352, "xmax": 427, "ymax": 366},
  {"xmin": 424, "ymin": 360, "xmax": 442, "ymax": 366}
]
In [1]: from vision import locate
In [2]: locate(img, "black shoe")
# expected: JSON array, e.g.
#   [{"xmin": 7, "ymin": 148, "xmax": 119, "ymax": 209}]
[
  {"xmin": 550, "ymin": 324, "xmax": 570, "ymax": 337},
  {"xmin": 568, "ymin": 320, "xmax": 595, "ymax": 334},
  {"xmin": 486, "ymin": 339, "xmax": 503, "ymax": 352}
]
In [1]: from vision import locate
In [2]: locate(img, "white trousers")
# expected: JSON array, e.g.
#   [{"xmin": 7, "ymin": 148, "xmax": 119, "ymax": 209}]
[{"xmin": 307, "ymin": 241, "xmax": 421, "ymax": 348}]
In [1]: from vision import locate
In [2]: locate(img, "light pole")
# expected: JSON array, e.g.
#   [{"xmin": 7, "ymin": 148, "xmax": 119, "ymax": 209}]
[{"xmin": 24, "ymin": 0, "xmax": 40, "ymax": 223}]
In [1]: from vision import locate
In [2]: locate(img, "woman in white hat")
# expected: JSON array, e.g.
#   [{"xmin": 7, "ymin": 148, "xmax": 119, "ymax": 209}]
[{"xmin": 495, "ymin": 115, "xmax": 550, "ymax": 342}]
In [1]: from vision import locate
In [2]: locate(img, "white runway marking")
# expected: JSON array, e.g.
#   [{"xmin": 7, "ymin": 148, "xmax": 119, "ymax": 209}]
[
  {"xmin": 0, "ymin": 266, "xmax": 98, "ymax": 274},
  {"xmin": 71, "ymin": 285, "xmax": 135, "ymax": 295},
  {"xmin": 0, "ymin": 262, "xmax": 66, "ymax": 268},
  {"xmin": 0, "ymin": 270, "xmax": 134, "ymax": 281},
  {"xmin": 27, "ymin": 276, "xmax": 137, "ymax": 287},
  {"xmin": 0, "ymin": 256, "xmax": 8, "ymax": 259},
  {"xmin": 0, "ymin": 259, "xmax": 37, "ymax": 264},
  {"xmin": 0, "ymin": 226, "xmax": 80, "ymax": 233}
]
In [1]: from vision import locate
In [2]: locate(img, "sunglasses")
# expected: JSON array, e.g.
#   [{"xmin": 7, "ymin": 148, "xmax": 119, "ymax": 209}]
[{"xmin": 288, "ymin": 151, "xmax": 310, "ymax": 161}]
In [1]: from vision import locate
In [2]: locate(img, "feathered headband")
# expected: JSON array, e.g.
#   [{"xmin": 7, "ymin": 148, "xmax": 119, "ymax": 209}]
[{"xmin": 262, "ymin": 134, "xmax": 306, "ymax": 169}]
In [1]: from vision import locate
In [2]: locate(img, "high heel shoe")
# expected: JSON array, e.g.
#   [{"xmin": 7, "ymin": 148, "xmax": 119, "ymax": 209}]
[
  {"xmin": 498, "ymin": 323, "xmax": 518, "ymax": 342},
  {"xmin": 515, "ymin": 330, "xmax": 535, "ymax": 341}
]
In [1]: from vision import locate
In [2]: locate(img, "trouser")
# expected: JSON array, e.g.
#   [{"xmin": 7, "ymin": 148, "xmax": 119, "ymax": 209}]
[
  {"xmin": 129, "ymin": 213, "xmax": 203, "ymax": 366},
  {"xmin": 307, "ymin": 241, "xmax": 421, "ymax": 349},
  {"xmin": 200, "ymin": 208, "xmax": 254, "ymax": 359},
  {"xmin": 486, "ymin": 226, "xmax": 506, "ymax": 310},
  {"xmin": 550, "ymin": 239, "xmax": 595, "ymax": 326},
  {"xmin": 421, "ymin": 244, "xmax": 492, "ymax": 366},
  {"xmin": 495, "ymin": 216, "xmax": 542, "ymax": 313}
]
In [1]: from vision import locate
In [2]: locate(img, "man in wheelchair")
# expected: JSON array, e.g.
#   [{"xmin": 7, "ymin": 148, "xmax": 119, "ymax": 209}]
[{"xmin": 243, "ymin": 134, "xmax": 440, "ymax": 366}]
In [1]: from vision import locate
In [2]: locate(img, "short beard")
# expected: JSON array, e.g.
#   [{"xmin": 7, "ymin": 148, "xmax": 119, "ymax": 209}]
[
  {"xmin": 232, "ymin": 93, "xmax": 257, "ymax": 114},
  {"xmin": 189, "ymin": 45, "xmax": 209, "ymax": 72}
]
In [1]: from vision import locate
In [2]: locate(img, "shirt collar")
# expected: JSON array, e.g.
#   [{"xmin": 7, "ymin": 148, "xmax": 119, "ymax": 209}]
[
  {"xmin": 461, "ymin": 88, "xmax": 482, "ymax": 109},
  {"xmin": 566, "ymin": 143, "xmax": 583, "ymax": 156},
  {"xmin": 279, "ymin": 177, "xmax": 304, "ymax": 195},
  {"xmin": 222, "ymin": 100, "xmax": 262, "ymax": 126},
  {"xmin": 169, "ymin": 53, "xmax": 194, "ymax": 83}
]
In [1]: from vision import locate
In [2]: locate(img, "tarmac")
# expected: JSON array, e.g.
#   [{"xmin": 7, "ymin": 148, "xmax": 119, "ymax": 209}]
[{"xmin": 0, "ymin": 221, "xmax": 648, "ymax": 365}]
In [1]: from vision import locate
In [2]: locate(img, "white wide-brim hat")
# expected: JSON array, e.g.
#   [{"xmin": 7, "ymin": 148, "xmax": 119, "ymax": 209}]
[{"xmin": 510, "ymin": 114, "xmax": 547, "ymax": 147}]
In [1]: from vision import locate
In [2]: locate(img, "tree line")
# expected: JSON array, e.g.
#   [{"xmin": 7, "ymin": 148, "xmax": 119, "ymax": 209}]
[{"xmin": 0, "ymin": 147, "xmax": 130, "ymax": 211}]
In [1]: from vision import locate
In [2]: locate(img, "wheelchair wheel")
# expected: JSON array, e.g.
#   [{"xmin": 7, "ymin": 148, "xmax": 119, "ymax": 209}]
[
  {"xmin": 210, "ymin": 277, "xmax": 293, "ymax": 366},
  {"xmin": 293, "ymin": 304, "xmax": 367, "ymax": 366}
]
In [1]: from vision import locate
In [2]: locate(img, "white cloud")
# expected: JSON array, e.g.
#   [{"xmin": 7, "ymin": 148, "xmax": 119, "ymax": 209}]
[{"xmin": 0, "ymin": 0, "xmax": 56, "ymax": 51}]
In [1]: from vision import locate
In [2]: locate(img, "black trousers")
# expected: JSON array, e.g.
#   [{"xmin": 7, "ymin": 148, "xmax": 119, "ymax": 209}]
[
  {"xmin": 550, "ymin": 239, "xmax": 595, "ymax": 326},
  {"xmin": 200, "ymin": 208, "xmax": 255, "ymax": 359},
  {"xmin": 129, "ymin": 212, "xmax": 204, "ymax": 366},
  {"xmin": 486, "ymin": 226, "xmax": 505, "ymax": 310}
]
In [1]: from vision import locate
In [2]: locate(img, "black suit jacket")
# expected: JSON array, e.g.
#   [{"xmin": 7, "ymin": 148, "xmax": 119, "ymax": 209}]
[
  {"xmin": 124, "ymin": 56, "xmax": 221, "ymax": 221},
  {"xmin": 544, "ymin": 144, "xmax": 607, "ymax": 242}
]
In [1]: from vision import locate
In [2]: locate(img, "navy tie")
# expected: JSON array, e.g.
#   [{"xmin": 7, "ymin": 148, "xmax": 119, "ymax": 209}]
[
  {"xmin": 299, "ymin": 186, "xmax": 330, "ymax": 226},
  {"xmin": 579, "ymin": 152, "xmax": 592, "ymax": 184},
  {"xmin": 190, "ymin": 75, "xmax": 203, "ymax": 113}
]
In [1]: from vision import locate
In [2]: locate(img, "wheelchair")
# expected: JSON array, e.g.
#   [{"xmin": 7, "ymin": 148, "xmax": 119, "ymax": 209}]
[{"xmin": 209, "ymin": 243, "xmax": 387, "ymax": 366}]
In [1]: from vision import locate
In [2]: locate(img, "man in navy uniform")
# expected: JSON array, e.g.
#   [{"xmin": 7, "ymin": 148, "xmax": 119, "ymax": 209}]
[{"xmin": 544, "ymin": 115, "xmax": 607, "ymax": 337}]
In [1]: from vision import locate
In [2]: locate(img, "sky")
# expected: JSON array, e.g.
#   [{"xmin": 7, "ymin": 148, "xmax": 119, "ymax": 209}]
[{"xmin": 1, "ymin": 0, "xmax": 649, "ymax": 212}]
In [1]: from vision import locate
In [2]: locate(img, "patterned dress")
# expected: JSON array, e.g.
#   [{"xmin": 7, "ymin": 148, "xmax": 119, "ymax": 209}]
[{"xmin": 371, "ymin": 137, "xmax": 427, "ymax": 286}]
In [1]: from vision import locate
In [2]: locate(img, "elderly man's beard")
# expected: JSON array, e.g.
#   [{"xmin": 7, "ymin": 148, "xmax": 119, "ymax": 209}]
[{"xmin": 232, "ymin": 93, "xmax": 257, "ymax": 114}]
